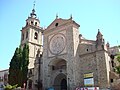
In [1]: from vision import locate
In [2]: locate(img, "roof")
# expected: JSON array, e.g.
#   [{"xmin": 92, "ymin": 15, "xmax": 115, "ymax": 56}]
[
  {"xmin": 0, "ymin": 69, "xmax": 9, "ymax": 72},
  {"xmin": 46, "ymin": 17, "xmax": 80, "ymax": 30}
]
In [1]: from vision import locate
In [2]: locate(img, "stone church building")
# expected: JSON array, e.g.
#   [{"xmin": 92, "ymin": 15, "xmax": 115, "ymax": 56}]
[{"xmin": 20, "ymin": 8, "xmax": 119, "ymax": 90}]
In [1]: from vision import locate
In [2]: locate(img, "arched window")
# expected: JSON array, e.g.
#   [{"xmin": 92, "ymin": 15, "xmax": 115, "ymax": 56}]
[
  {"xmin": 26, "ymin": 22, "xmax": 28, "ymax": 26},
  {"xmin": 31, "ymin": 21, "xmax": 33, "ymax": 25},
  {"xmin": 35, "ymin": 22, "xmax": 37, "ymax": 26},
  {"xmin": 34, "ymin": 32, "xmax": 38, "ymax": 39},
  {"xmin": 55, "ymin": 23, "xmax": 58, "ymax": 27}
]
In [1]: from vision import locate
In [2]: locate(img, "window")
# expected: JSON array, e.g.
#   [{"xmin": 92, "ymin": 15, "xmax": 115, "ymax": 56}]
[
  {"xmin": 52, "ymin": 66, "xmax": 55, "ymax": 70},
  {"xmin": 110, "ymin": 55, "xmax": 114, "ymax": 60},
  {"xmin": 26, "ymin": 31, "xmax": 28, "ymax": 39},
  {"xmin": 87, "ymin": 49, "xmax": 89, "ymax": 51},
  {"xmin": 55, "ymin": 23, "xmax": 58, "ymax": 27},
  {"xmin": 111, "ymin": 60, "xmax": 114, "ymax": 67},
  {"xmin": 35, "ymin": 22, "xmax": 37, "ymax": 26},
  {"xmin": 111, "ymin": 79, "xmax": 113, "ymax": 83},
  {"xmin": 34, "ymin": 32, "xmax": 38, "ymax": 39},
  {"xmin": 31, "ymin": 21, "xmax": 33, "ymax": 25},
  {"xmin": 26, "ymin": 22, "xmax": 28, "ymax": 26}
]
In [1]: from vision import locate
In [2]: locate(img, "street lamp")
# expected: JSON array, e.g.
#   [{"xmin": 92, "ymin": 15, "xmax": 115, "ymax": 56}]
[{"xmin": 37, "ymin": 48, "xmax": 43, "ymax": 90}]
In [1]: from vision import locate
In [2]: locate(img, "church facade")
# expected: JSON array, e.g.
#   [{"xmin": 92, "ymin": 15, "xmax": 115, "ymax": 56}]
[{"xmin": 20, "ymin": 9, "xmax": 119, "ymax": 90}]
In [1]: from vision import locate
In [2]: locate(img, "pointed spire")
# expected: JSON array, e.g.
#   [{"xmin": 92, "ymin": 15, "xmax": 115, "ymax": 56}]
[
  {"xmin": 30, "ymin": 0, "xmax": 37, "ymax": 18},
  {"xmin": 33, "ymin": 0, "xmax": 36, "ymax": 10},
  {"xmin": 70, "ymin": 14, "xmax": 73, "ymax": 19},
  {"xmin": 56, "ymin": 13, "xmax": 58, "ymax": 19},
  {"xmin": 98, "ymin": 29, "xmax": 100, "ymax": 32},
  {"xmin": 106, "ymin": 42, "xmax": 110, "ymax": 48},
  {"xmin": 98, "ymin": 29, "xmax": 102, "ymax": 35},
  {"xmin": 97, "ymin": 29, "xmax": 103, "ymax": 38},
  {"xmin": 96, "ymin": 29, "xmax": 105, "ymax": 46}
]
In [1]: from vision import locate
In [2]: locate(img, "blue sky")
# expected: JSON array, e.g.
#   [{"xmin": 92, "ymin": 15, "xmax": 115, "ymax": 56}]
[{"xmin": 0, "ymin": 0, "xmax": 120, "ymax": 70}]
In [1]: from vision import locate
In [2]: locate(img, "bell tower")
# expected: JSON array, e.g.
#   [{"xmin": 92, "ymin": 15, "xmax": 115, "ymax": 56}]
[{"xmin": 20, "ymin": 6, "xmax": 43, "ymax": 70}]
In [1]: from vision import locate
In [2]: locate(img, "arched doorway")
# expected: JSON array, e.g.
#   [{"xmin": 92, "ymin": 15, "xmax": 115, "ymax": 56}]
[
  {"xmin": 61, "ymin": 79, "xmax": 67, "ymax": 90},
  {"xmin": 54, "ymin": 73, "xmax": 67, "ymax": 90},
  {"xmin": 48, "ymin": 59, "xmax": 67, "ymax": 90}
]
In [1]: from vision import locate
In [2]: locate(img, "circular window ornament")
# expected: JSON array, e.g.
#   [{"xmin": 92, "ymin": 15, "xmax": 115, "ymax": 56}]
[{"xmin": 49, "ymin": 33, "xmax": 66, "ymax": 55}]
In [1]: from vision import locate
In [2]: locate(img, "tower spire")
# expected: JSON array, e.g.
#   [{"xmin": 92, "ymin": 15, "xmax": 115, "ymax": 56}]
[
  {"xmin": 70, "ymin": 14, "xmax": 73, "ymax": 19},
  {"xmin": 96, "ymin": 29, "xmax": 103, "ymax": 38},
  {"xmin": 33, "ymin": 0, "xmax": 36, "ymax": 10},
  {"xmin": 96, "ymin": 29, "xmax": 105, "ymax": 47},
  {"xmin": 56, "ymin": 13, "xmax": 58, "ymax": 19},
  {"xmin": 30, "ymin": 0, "xmax": 36, "ymax": 18}
]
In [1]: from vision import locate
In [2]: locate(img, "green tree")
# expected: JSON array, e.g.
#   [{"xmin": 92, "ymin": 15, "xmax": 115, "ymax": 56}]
[
  {"xmin": 8, "ymin": 44, "xmax": 29, "ymax": 87},
  {"xmin": 118, "ymin": 45, "xmax": 120, "ymax": 48},
  {"xmin": 115, "ymin": 55, "xmax": 120, "ymax": 76},
  {"xmin": 17, "ymin": 46, "xmax": 23, "ymax": 87},
  {"xmin": 4, "ymin": 84, "xmax": 18, "ymax": 90},
  {"xmin": 8, "ymin": 47, "xmax": 22, "ymax": 86},
  {"xmin": 21, "ymin": 44, "xmax": 29, "ymax": 87},
  {"xmin": 115, "ymin": 46, "xmax": 120, "ymax": 77}
]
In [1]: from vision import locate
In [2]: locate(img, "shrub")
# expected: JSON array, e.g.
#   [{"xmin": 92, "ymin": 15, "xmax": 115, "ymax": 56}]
[{"xmin": 4, "ymin": 84, "xmax": 18, "ymax": 90}]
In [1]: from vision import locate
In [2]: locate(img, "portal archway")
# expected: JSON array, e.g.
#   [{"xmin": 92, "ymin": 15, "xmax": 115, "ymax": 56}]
[
  {"xmin": 61, "ymin": 78, "xmax": 67, "ymax": 90},
  {"xmin": 53, "ymin": 73, "xmax": 67, "ymax": 90},
  {"xmin": 48, "ymin": 58, "xmax": 67, "ymax": 90}
]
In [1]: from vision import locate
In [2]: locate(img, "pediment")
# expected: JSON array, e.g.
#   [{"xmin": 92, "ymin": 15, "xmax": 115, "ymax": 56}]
[{"xmin": 46, "ymin": 18, "xmax": 72, "ymax": 30}]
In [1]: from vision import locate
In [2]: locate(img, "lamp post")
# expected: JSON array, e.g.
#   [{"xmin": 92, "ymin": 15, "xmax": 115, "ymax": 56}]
[{"xmin": 37, "ymin": 48, "xmax": 43, "ymax": 90}]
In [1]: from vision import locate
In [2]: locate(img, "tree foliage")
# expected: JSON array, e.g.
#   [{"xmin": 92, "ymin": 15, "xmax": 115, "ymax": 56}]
[
  {"xmin": 4, "ymin": 84, "xmax": 18, "ymax": 90},
  {"xmin": 118, "ymin": 45, "xmax": 120, "ymax": 48},
  {"xmin": 8, "ymin": 47, "xmax": 22, "ymax": 86},
  {"xmin": 8, "ymin": 44, "xmax": 29, "ymax": 87},
  {"xmin": 115, "ymin": 46, "xmax": 120, "ymax": 76},
  {"xmin": 21, "ymin": 44, "xmax": 29, "ymax": 87}
]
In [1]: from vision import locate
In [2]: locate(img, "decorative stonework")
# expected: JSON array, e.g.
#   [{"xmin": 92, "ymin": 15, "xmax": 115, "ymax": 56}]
[
  {"xmin": 48, "ymin": 30, "xmax": 67, "ymax": 57},
  {"xmin": 49, "ymin": 33, "xmax": 66, "ymax": 55}
]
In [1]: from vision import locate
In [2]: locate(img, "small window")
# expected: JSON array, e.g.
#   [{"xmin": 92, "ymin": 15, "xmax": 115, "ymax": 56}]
[
  {"xmin": 110, "ymin": 55, "xmax": 114, "ymax": 60},
  {"xmin": 26, "ymin": 31, "xmax": 28, "ymax": 39},
  {"xmin": 111, "ymin": 60, "xmax": 114, "ymax": 67},
  {"xmin": 111, "ymin": 79, "xmax": 113, "ymax": 83},
  {"xmin": 35, "ymin": 22, "xmax": 37, "ymax": 26},
  {"xmin": 87, "ymin": 49, "xmax": 88, "ymax": 51},
  {"xmin": 34, "ymin": 32, "xmax": 38, "ymax": 39},
  {"xmin": 26, "ymin": 22, "xmax": 28, "ymax": 26},
  {"xmin": 31, "ymin": 21, "xmax": 33, "ymax": 25},
  {"xmin": 55, "ymin": 23, "xmax": 58, "ymax": 27},
  {"xmin": 52, "ymin": 66, "xmax": 55, "ymax": 70}
]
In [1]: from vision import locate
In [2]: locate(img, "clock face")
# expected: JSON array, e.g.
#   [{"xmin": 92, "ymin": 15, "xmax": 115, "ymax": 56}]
[{"xmin": 49, "ymin": 33, "xmax": 66, "ymax": 55}]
